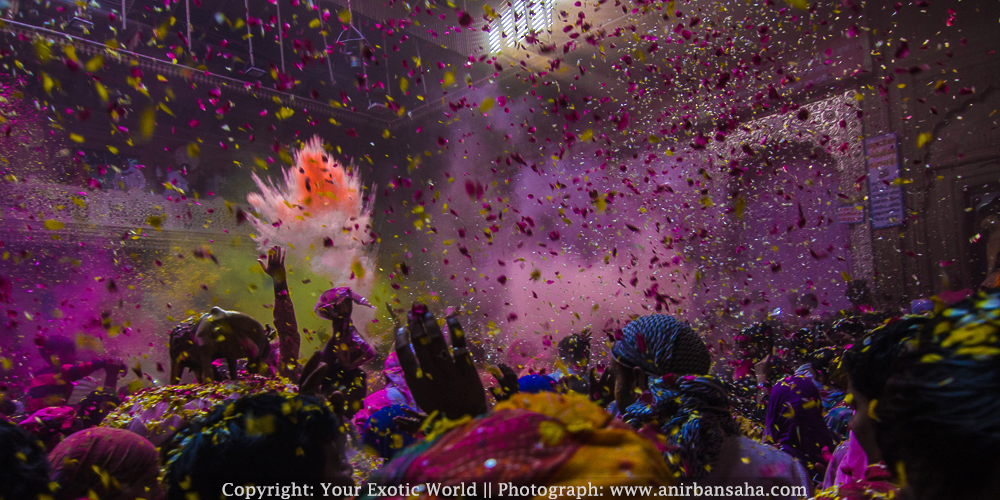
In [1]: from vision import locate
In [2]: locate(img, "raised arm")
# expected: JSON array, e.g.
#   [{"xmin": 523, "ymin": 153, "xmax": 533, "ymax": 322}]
[{"xmin": 259, "ymin": 246, "xmax": 300, "ymax": 377}]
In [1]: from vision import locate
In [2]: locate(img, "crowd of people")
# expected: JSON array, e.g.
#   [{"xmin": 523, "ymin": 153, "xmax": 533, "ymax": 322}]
[{"xmin": 1, "ymin": 246, "xmax": 998, "ymax": 500}]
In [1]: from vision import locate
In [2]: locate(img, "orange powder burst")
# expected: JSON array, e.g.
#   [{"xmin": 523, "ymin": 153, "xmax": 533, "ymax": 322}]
[{"xmin": 247, "ymin": 136, "xmax": 375, "ymax": 292}]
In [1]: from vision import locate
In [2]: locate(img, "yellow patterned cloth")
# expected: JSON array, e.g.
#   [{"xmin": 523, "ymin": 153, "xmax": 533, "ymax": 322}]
[{"xmin": 101, "ymin": 375, "xmax": 297, "ymax": 445}]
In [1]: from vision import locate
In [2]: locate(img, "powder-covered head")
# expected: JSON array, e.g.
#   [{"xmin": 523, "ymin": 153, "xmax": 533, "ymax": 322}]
[
  {"xmin": 48, "ymin": 427, "xmax": 162, "ymax": 500},
  {"xmin": 612, "ymin": 315, "xmax": 711, "ymax": 376},
  {"xmin": 315, "ymin": 287, "xmax": 373, "ymax": 320},
  {"xmin": 36, "ymin": 335, "xmax": 78, "ymax": 365}
]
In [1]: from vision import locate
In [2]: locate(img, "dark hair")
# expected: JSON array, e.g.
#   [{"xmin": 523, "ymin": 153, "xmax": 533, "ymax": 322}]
[
  {"xmin": 76, "ymin": 390, "xmax": 122, "ymax": 428},
  {"xmin": 734, "ymin": 322, "xmax": 774, "ymax": 354},
  {"xmin": 841, "ymin": 317, "xmax": 924, "ymax": 401},
  {"xmin": 164, "ymin": 393, "xmax": 344, "ymax": 500},
  {"xmin": 558, "ymin": 332, "xmax": 591, "ymax": 364},
  {"xmin": 806, "ymin": 346, "xmax": 840, "ymax": 380},
  {"xmin": 0, "ymin": 420, "xmax": 53, "ymax": 500},
  {"xmin": 875, "ymin": 295, "xmax": 1000, "ymax": 500}
]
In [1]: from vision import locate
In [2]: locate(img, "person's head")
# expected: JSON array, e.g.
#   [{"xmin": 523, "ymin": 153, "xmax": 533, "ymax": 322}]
[
  {"xmin": 846, "ymin": 280, "xmax": 871, "ymax": 307},
  {"xmin": 36, "ymin": 334, "xmax": 77, "ymax": 366},
  {"xmin": 49, "ymin": 427, "xmax": 162, "ymax": 500},
  {"xmin": 826, "ymin": 317, "xmax": 865, "ymax": 345},
  {"xmin": 611, "ymin": 315, "xmax": 711, "ymax": 410},
  {"xmin": 165, "ymin": 393, "xmax": 352, "ymax": 500},
  {"xmin": 315, "ymin": 287, "xmax": 372, "ymax": 323},
  {"xmin": 194, "ymin": 307, "xmax": 268, "ymax": 345},
  {"xmin": 0, "ymin": 419, "xmax": 53, "ymax": 500},
  {"xmin": 788, "ymin": 325, "xmax": 824, "ymax": 363},
  {"xmin": 874, "ymin": 294, "xmax": 1000, "ymax": 500},
  {"xmin": 733, "ymin": 322, "xmax": 774, "ymax": 362},
  {"xmin": 558, "ymin": 330, "xmax": 591, "ymax": 372},
  {"xmin": 76, "ymin": 390, "xmax": 122, "ymax": 429},
  {"xmin": 361, "ymin": 405, "xmax": 418, "ymax": 461},
  {"xmin": 506, "ymin": 338, "xmax": 550, "ymax": 371},
  {"xmin": 841, "ymin": 316, "xmax": 925, "ymax": 464},
  {"xmin": 805, "ymin": 346, "xmax": 841, "ymax": 387}
]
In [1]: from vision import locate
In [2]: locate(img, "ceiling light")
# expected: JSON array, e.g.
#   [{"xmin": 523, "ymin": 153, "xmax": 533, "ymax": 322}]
[
  {"xmin": 68, "ymin": 17, "xmax": 95, "ymax": 32},
  {"xmin": 244, "ymin": 64, "xmax": 265, "ymax": 79}
]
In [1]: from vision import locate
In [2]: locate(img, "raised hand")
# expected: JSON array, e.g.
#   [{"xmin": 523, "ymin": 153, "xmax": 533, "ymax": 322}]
[
  {"xmin": 395, "ymin": 303, "xmax": 488, "ymax": 420},
  {"xmin": 103, "ymin": 357, "xmax": 127, "ymax": 374},
  {"xmin": 488, "ymin": 363, "xmax": 519, "ymax": 402},
  {"xmin": 392, "ymin": 406, "xmax": 429, "ymax": 434},
  {"xmin": 298, "ymin": 351, "xmax": 330, "ymax": 398},
  {"xmin": 588, "ymin": 367, "xmax": 616, "ymax": 407},
  {"xmin": 385, "ymin": 302, "xmax": 401, "ymax": 328},
  {"xmin": 258, "ymin": 246, "xmax": 287, "ymax": 283},
  {"xmin": 754, "ymin": 354, "xmax": 773, "ymax": 384}
]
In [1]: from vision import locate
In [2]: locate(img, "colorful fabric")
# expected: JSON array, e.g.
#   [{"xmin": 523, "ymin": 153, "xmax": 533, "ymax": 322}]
[
  {"xmin": 361, "ymin": 404, "xmax": 419, "ymax": 461},
  {"xmin": 48, "ymin": 427, "xmax": 161, "ymax": 500},
  {"xmin": 18, "ymin": 406, "xmax": 78, "ymax": 450},
  {"xmin": 622, "ymin": 375, "xmax": 740, "ymax": 479},
  {"xmin": 361, "ymin": 392, "xmax": 673, "ymax": 500},
  {"xmin": 763, "ymin": 376, "xmax": 837, "ymax": 472},
  {"xmin": 518, "ymin": 374, "xmax": 556, "ymax": 393},
  {"xmin": 611, "ymin": 315, "xmax": 711, "ymax": 376},
  {"xmin": 825, "ymin": 406, "xmax": 853, "ymax": 440},
  {"xmin": 27, "ymin": 362, "xmax": 103, "ymax": 412},
  {"xmin": 705, "ymin": 436, "xmax": 812, "ymax": 499},
  {"xmin": 794, "ymin": 363, "xmax": 846, "ymax": 413},
  {"xmin": 812, "ymin": 463, "xmax": 898, "ymax": 500},
  {"xmin": 821, "ymin": 431, "xmax": 868, "ymax": 489},
  {"xmin": 100, "ymin": 375, "xmax": 297, "ymax": 446},
  {"xmin": 314, "ymin": 287, "xmax": 373, "ymax": 319},
  {"xmin": 353, "ymin": 353, "xmax": 418, "ymax": 429},
  {"xmin": 323, "ymin": 329, "xmax": 377, "ymax": 373}
]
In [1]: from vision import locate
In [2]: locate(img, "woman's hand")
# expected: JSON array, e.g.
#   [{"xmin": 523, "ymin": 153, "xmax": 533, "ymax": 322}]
[
  {"xmin": 395, "ymin": 303, "xmax": 488, "ymax": 420},
  {"xmin": 754, "ymin": 354, "xmax": 772, "ymax": 384},
  {"xmin": 488, "ymin": 363, "xmax": 519, "ymax": 402},
  {"xmin": 392, "ymin": 406, "xmax": 429, "ymax": 434},
  {"xmin": 258, "ymin": 246, "xmax": 287, "ymax": 283},
  {"xmin": 588, "ymin": 367, "xmax": 616, "ymax": 407}
]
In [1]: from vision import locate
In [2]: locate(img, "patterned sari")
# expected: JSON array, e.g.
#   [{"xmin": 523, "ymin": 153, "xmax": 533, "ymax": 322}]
[{"xmin": 361, "ymin": 392, "xmax": 673, "ymax": 500}]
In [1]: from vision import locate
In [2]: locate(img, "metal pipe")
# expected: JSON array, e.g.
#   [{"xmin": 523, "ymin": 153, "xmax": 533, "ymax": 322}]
[
  {"xmin": 0, "ymin": 18, "xmax": 393, "ymax": 127},
  {"xmin": 121, "ymin": 0, "xmax": 126, "ymax": 30},
  {"xmin": 276, "ymin": 0, "xmax": 285, "ymax": 72},
  {"xmin": 245, "ymin": 0, "xmax": 255, "ymax": 66},
  {"xmin": 185, "ymin": 0, "xmax": 192, "ymax": 50},
  {"xmin": 320, "ymin": 11, "xmax": 334, "ymax": 85}
]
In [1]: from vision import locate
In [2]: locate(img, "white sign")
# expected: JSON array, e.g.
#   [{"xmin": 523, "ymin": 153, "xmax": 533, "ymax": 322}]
[{"xmin": 866, "ymin": 133, "xmax": 903, "ymax": 229}]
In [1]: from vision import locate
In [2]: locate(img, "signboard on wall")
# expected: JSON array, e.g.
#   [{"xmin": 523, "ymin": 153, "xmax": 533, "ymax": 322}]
[
  {"xmin": 865, "ymin": 133, "xmax": 904, "ymax": 228},
  {"xmin": 838, "ymin": 205, "xmax": 865, "ymax": 224}
]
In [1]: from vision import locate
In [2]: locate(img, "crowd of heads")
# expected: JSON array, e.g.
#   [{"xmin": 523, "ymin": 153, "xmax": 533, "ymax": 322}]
[{"xmin": 0, "ymin": 280, "xmax": 998, "ymax": 500}]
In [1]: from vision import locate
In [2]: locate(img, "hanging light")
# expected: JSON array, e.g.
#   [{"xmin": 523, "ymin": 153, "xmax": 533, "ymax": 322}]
[
  {"xmin": 68, "ymin": 17, "xmax": 95, "ymax": 32},
  {"xmin": 243, "ymin": 0, "xmax": 265, "ymax": 78}
]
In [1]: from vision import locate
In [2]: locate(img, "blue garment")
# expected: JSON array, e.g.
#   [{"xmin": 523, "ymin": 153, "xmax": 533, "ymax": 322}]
[
  {"xmin": 518, "ymin": 374, "xmax": 555, "ymax": 393},
  {"xmin": 361, "ymin": 405, "xmax": 418, "ymax": 460}
]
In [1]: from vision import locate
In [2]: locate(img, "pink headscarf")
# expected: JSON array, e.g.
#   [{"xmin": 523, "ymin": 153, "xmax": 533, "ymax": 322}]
[
  {"xmin": 352, "ymin": 352, "xmax": 417, "ymax": 429},
  {"xmin": 19, "ymin": 406, "xmax": 77, "ymax": 450},
  {"xmin": 314, "ymin": 287, "xmax": 374, "ymax": 320}
]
